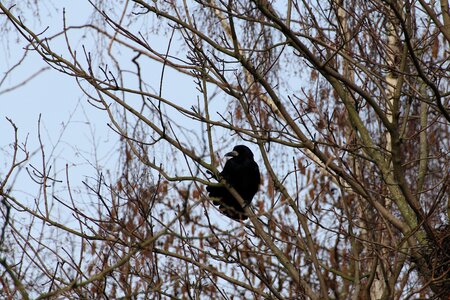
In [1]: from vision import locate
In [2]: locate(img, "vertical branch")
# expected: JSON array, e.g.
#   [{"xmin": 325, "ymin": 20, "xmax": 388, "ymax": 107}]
[
  {"xmin": 334, "ymin": 1, "xmax": 364, "ymax": 299},
  {"xmin": 442, "ymin": 0, "xmax": 450, "ymax": 43},
  {"xmin": 417, "ymin": 95, "xmax": 429, "ymax": 197},
  {"xmin": 202, "ymin": 73, "xmax": 215, "ymax": 168}
]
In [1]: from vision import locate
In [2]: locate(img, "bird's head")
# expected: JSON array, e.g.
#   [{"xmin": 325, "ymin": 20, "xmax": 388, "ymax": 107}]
[{"xmin": 225, "ymin": 145, "xmax": 254, "ymax": 160}]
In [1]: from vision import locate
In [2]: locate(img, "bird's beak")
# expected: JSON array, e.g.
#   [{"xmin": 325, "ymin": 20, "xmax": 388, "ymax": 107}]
[{"xmin": 225, "ymin": 150, "xmax": 239, "ymax": 157}]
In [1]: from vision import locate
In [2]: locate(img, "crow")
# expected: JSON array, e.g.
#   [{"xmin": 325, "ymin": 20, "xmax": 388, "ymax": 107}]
[{"xmin": 206, "ymin": 145, "xmax": 260, "ymax": 220}]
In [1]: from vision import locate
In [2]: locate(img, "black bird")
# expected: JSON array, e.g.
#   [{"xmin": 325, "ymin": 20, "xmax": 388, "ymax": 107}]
[{"xmin": 206, "ymin": 145, "xmax": 260, "ymax": 220}]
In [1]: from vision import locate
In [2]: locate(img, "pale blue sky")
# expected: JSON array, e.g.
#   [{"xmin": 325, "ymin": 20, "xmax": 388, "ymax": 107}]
[
  {"xmin": 0, "ymin": 1, "xmax": 227, "ymax": 212},
  {"xmin": 1, "ymin": 2, "xmax": 129, "ymax": 201}
]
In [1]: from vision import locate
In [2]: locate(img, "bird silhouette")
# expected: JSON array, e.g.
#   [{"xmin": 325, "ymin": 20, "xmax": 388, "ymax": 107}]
[{"xmin": 206, "ymin": 145, "xmax": 260, "ymax": 220}]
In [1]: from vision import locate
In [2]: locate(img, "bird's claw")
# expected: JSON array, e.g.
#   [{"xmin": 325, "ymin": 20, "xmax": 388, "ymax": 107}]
[{"xmin": 206, "ymin": 170, "xmax": 218, "ymax": 180}]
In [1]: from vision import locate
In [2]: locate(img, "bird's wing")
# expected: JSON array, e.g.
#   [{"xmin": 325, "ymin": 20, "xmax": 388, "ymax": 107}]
[{"xmin": 218, "ymin": 159, "xmax": 259, "ymax": 200}]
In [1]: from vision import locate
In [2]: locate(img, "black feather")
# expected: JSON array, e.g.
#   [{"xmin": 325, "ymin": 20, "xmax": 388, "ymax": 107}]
[{"xmin": 206, "ymin": 145, "xmax": 260, "ymax": 220}]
